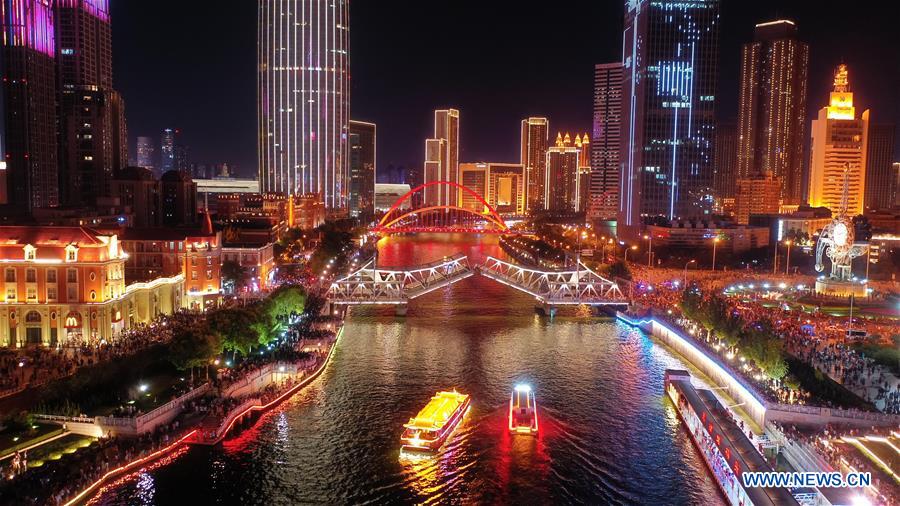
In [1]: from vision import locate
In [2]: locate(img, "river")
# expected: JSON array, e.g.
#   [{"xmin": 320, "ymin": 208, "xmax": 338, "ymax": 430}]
[{"xmin": 92, "ymin": 233, "xmax": 722, "ymax": 505}]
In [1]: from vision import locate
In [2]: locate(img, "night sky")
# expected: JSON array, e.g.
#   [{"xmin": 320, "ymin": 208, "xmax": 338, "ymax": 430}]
[{"xmin": 112, "ymin": 1, "xmax": 900, "ymax": 180}]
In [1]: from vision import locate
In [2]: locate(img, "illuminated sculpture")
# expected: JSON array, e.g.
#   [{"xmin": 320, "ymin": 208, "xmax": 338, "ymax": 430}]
[{"xmin": 814, "ymin": 164, "xmax": 868, "ymax": 296}]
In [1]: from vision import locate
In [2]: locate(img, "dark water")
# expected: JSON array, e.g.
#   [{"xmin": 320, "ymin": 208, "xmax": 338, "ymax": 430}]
[{"xmin": 93, "ymin": 234, "xmax": 722, "ymax": 505}]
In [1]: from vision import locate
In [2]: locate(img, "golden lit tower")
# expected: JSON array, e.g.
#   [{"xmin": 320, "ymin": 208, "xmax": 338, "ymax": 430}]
[
  {"xmin": 520, "ymin": 117, "xmax": 549, "ymax": 211},
  {"xmin": 808, "ymin": 64, "xmax": 869, "ymax": 216}
]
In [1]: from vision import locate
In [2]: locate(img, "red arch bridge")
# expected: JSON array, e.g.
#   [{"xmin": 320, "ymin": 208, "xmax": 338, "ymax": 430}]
[
  {"xmin": 374, "ymin": 181, "xmax": 530, "ymax": 235},
  {"xmin": 326, "ymin": 253, "xmax": 627, "ymax": 316}
]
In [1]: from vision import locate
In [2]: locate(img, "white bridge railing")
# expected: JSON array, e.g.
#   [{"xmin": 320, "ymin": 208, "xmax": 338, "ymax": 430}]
[
  {"xmin": 478, "ymin": 256, "xmax": 626, "ymax": 305},
  {"xmin": 328, "ymin": 253, "xmax": 473, "ymax": 304}
]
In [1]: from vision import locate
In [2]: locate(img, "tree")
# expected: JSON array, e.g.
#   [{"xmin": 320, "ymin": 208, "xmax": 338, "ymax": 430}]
[
  {"xmin": 208, "ymin": 307, "xmax": 258, "ymax": 357},
  {"xmin": 221, "ymin": 260, "xmax": 250, "ymax": 293},
  {"xmin": 606, "ymin": 260, "xmax": 632, "ymax": 281},
  {"xmin": 169, "ymin": 328, "xmax": 220, "ymax": 382}
]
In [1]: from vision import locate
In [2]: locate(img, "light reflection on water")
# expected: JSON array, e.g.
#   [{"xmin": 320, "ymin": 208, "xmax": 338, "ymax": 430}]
[{"xmin": 93, "ymin": 234, "xmax": 722, "ymax": 505}]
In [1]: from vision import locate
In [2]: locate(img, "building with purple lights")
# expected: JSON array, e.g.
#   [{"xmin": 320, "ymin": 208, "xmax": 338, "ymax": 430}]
[
  {"xmin": 257, "ymin": 0, "xmax": 350, "ymax": 212},
  {"xmin": 1, "ymin": 0, "xmax": 59, "ymax": 212}
]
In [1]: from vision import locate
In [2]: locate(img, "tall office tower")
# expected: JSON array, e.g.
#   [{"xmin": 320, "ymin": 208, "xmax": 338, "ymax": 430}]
[
  {"xmin": 590, "ymin": 63, "xmax": 623, "ymax": 221},
  {"xmin": 0, "ymin": 0, "xmax": 58, "ymax": 212},
  {"xmin": 56, "ymin": 0, "xmax": 127, "ymax": 207},
  {"xmin": 619, "ymin": 0, "xmax": 720, "ymax": 237},
  {"xmin": 174, "ymin": 143, "xmax": 190, "ymax": 172},
  {"xmin": 136, "ymin": 136, "xmax": 155, "ymax": 169},
  {"xmin": 864, "ymin": 123, "xmax": 896, "ymax": 211},
  {"xmin": 349, "ymin": 120, "xmax": 376, "ymax": 218},
  {"xmin": 258, "ymin": 0, "xmax": 350, "ymax": 210},
  {"xmin": 736, "ymin": 20, "xmax": 808, "ymax": 206},
  {"xmin": 545, "ymin": 134, "xmax": 581, "ymax": 212},
  {"xmin": 521, "ymin": 117, "xmax": 549, "ymax": 211},
  {"xmin": 808, "ymin": 64, "xmax": 869, "ymax": 217},
  {"xmin": 422, "ymin": 109, "xmax": 459, "ymax": 207},
  {"xmin": 160, "ymin": 128, "xmax": 176, "ymax": 173},
  {"xmin": 458, "ymin": 163, "xmax": 489, "ymax": 212},
  {"xmin": 713, "ymin": 122, "xmax": 738, "ymax": 200}
]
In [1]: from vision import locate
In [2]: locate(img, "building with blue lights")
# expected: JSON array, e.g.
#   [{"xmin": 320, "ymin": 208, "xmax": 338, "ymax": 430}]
[{"xmin": 618, "ymin": 0, "xmax": 720, "ymax": 239}]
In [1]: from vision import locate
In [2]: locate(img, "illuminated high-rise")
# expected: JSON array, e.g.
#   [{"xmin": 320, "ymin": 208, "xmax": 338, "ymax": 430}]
[
  {"xmin": 808, "ymin": 64, "xmax": 869, "ymax": 217},
  {"xmin": 1, "ymin": 0, "xmax": 58, "ymax": 212},
  {"xmin": 136, "ymin": 136, "xmax": 155, "ymax": 170},
  {"xmin": 619, "ymin": 0, "xmax": 720, "ymax": 237},
  {"xmin": 160, "ymin": 128, "xmax": 176, "ymax": 173},
  {"xmin": 349, "ymin": 120, "xmax": 376, "ymax": 218},
  {"xmin": 521, "ymin": 117, "xmax": 549, "ymax": 211},
  {"xmin": 590, "ymin": 63, "xmax": 623, "ymax": 221},
  {"xmin": 423, "ymin": 109, "xmax": 459, "ymax": 207},
  {"xmin": 545, "ymin": 133, "xmax": 581, "ymax": 213},
  {"xmin": 736, "ymin": 20, "xmax": 808, "ymax": 206},
  {"xmin": 864, "ymin": 124, "xmax": 895, "ymax": 211},
  {"xmin": 56, "ymin": 0, "xmax": 128, "ymax": 207},
  {"xmin": 258, "ymin": 0, "xmax": 350, "ymax": 210}
]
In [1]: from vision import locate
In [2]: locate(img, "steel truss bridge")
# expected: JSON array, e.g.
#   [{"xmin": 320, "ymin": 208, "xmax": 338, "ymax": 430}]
[{"xmin": 328, "ymin": 254, "xmax": 626, "ymax": 315}]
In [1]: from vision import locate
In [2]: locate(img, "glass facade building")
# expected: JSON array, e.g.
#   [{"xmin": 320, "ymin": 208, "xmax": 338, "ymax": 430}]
[
  {"xmin": 258, "ymin": 0, "xmax": 350, "ymax": 211},
  {"xmin": 619, "ymin": 0, "xmax": 720, "ymax": 236}
]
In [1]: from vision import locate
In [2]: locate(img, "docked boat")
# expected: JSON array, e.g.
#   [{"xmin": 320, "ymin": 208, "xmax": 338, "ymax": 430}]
[
  {"xmin": 401, "ymin": 390, "xmax": 470, "ymax": 452},
  {"xmin": 508, "ymin": 384, "xmax": 538, "ymax": 435}
]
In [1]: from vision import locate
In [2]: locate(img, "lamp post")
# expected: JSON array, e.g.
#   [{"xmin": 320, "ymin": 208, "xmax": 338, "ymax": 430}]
[
  {"xmin": 644, "ymin": 234, "xmax": 653, "ymax": 267},
  {"xmin": 712, "ymin": 237, "xmax": 720, "ymax": 272},
  {"xmin": 784, "ymin": 240, "xmax": 793, "ymax": 276},
  {"xmin": 865, "ymin": 244, "xmax": 871, "ymax": 280},
  {"xmin": 683, "ymin": 259, "xmax": 696, "ymax": 287},
  {"xmin": 772, "ymin": 240, "xmax": 779, "ymax": 275}
]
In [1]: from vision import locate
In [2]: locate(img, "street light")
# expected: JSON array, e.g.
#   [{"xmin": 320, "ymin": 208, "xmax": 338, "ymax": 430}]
[
  {"xmin": 624, "ymin": 244, "xmax": 637, "ymax": 263},
  {"xmin": 683, "ymin": 259, "xmax": 696, "ymax": 287},
  {"xmin": 712, "ymin": 237, "xmax": 720, "ymax": 272},
  {"xmin": 643, "ymin": 234, "xmax": 654, "ymax": 267},
  {"xmin": 784, "ymin": 240, "xmax": 793, "ymax": 276}
]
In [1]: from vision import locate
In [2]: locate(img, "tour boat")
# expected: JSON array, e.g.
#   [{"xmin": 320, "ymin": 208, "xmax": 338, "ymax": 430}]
[
  {"xmin": 400, "ymin": 390, "xmax": 470, "ymax": 452},
  {"xmin": 508, "ymin": 384, "xmax": 538, "ymax": 435}
]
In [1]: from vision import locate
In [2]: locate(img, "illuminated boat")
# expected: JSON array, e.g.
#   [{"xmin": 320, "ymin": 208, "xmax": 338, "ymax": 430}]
[
  {"xmin": 508, "ymin": 384, "xmax": 538, "ymax": 435},
  {"xmin": 401, "ymin": 390, "xmax": 470, "ymax": 452}
]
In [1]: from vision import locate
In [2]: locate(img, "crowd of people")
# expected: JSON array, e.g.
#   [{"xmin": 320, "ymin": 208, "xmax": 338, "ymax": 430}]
[{"xmin": 0, "ymin": 311, "xmax": 203, "ymax": 401}]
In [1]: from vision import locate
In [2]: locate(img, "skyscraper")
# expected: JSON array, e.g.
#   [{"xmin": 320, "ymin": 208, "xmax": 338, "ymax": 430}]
[
  {"xmin": 258, "ymin": 0, "xmax": 350, "ymax": 211},
  {"xmin": 808, "ymin": 64, "xmax": 869, "ymax": 217},
  {"xmin": 713, "ymin": 122, "xmax": 738, "ymax": 201},
  {"xmin": 136, "ymin": 136, "xmax": 155, "ymax": 170},
  {"xmin": 160, "ymin": 128, "xmax": 176, "ymax": 173},
  {"xmin": 545, "ymin": 133, "xmax": 581, "ymax": 213},
  {"xmin": 521, "ymin": 117, "xmax": 549, "ymax": 211},
  {"xmin": 864, "ymin": 123, "xmax": 896, "ymax": 211},
  {"xmin": 736, "ymin": 20, "xmax": 808, "ymax": 206},
  {"xmin": 458, "ymin": 163, "xmax": 489, "ymax": 212},
  {"xmin": 590, "ymin": 63, "xmax": 623, "ymax": 221},
  {"xmin": 349, "ymin": 120, "xmax": 376, "ymax": 218},
  {"xmin": 619, "ymin": 0, "xmax": 720, "ymax": 237},
  {"xmin": 423, "ymin": 109, "xmax": 459, "ymax": 207},
  {"xmin": 1, "ymin": 0, "xmax": 58, "ymax": 212},
  {"xmin": 56, "ymin": 0, "xmax": 128, "ymax": 207}
]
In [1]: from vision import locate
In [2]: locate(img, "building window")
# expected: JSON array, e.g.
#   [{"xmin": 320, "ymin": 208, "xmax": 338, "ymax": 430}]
[
  {"xmin": 206, "ymin": 270, "xmax": 212, "ymax": 280},
  {"xmin": 207, "ymin": 257, "xmax": 213, "ymax": 265},
  {"xmin": 67, "ymin": 286, "xmax": 78, "ymax": 301},
  {"xmin": 5, "ymin": 269, "xmax": 15, "ymax": 283},
  {"xmin": 26, "ymin": 269, "xmax": 36, "ymax": 283},
  {"xmin": 67, "ymin": 269, "xmax": 78, "ymax": 283},
  {"xmin": 47, "ymin": 269, "xmax": 57, "ymax": 283},
  {"xmin": 192, "ymin": 271, "xmax": 198, "ymax": 280},
  {"xmin": 6, "ymin": 288, "xmax": 15, "ymax": 301},
  {"xmin": 66, "ymin": 245, "xmax": 79, "ymax": 262},
  {"xmin": 24, "ymin": 245, "xmax": 36, "ymax": 260},
  {"xmin": 47, "ymin": 287, "xmax": 57, "ymax": 301},
  {"xmin": 90, "ymin": 290, "xmax": 96, "ymax": 301},
  {"xmin": 26, "ymin": 287, "xmax": 37, "ymax": 301},
  {"xmin": 89, "ymin": 272, "xmax": 96, "ymax": 281}
]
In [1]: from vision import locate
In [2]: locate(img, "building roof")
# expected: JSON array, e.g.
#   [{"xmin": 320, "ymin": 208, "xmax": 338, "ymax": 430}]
[
  {"xmin": 114, "ymin": 166, "xmax": 156, "ymax": 182},
  {"xmin": 120, "ymin": 227, "xmax": 215, "ymax": 241},
  {"xmin": 0, "ymin": 226, "xmax": 107, "ymax": 246},
  {"xmin": 161, "ymin": 170, "xmax": 193, "ymax": 183}
]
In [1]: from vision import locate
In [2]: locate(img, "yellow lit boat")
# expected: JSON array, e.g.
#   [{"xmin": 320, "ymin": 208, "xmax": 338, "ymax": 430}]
[
  {"xmin": 508, "ymin": 384, "xmax": 538, "ymax": 435},
  {"xmin": 401, "ymin": 390, "xmax": 470, "ymax": 452}
]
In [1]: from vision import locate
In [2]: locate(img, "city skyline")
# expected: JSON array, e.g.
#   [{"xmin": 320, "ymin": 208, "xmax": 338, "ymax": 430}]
[{"xmin": 109, "ymin": 1, "xmax": 900, "ymax": 177}]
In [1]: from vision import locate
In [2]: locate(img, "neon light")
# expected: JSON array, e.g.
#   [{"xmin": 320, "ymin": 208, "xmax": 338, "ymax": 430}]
[{"xmin": 1, "ymin": 0, "xmax": 55, "ymax": 57}]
